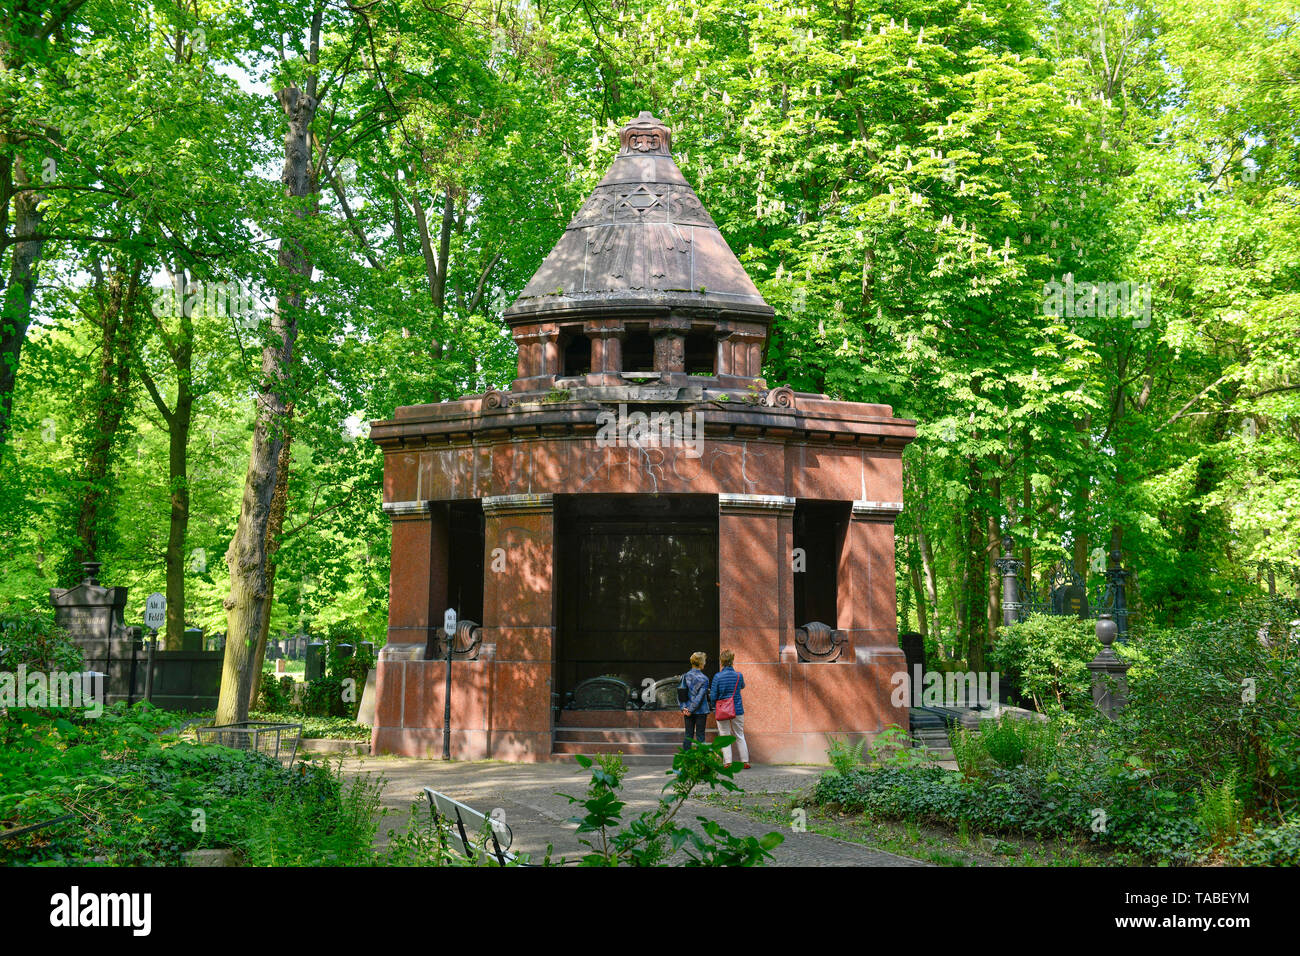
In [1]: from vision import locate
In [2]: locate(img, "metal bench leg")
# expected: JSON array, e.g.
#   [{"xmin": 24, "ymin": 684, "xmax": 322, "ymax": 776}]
[{"xmin": 453, "ymin": 808, "xmax": 475, "ymax": 861}]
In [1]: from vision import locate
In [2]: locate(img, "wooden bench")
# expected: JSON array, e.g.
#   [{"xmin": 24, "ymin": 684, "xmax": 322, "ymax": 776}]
[{"xmin": 422, "ymin": 787, "xmax": 517, "ymax": 866}]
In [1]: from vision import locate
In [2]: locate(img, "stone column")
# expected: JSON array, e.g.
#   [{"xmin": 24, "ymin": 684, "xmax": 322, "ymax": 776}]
[
  {"xmin": 1088, "ymin": 613, "xmax": 1130, "ymax": 719},
  {"xmin": 715, "ymin": 322, "xmax": 768, "ymax": 387},
  {"xmin": 380, "ymin": 500, "xmax": 447, "ymax": 647},
  {"xmin": 841, "ymin": 500, "xmax": 905, "ymax": 658},
  {"xmin": 481, "ymin": 493, "xmax": 556, "ymax": 760},
  {"xmin": 585, "ymin": 319, "xmax": 624, "ymax": 387},
  {"xmin": 717, "ymin": 494, "xmax": 794, "ymax": 758},
  {"xmin": 511, "ymin": 323, "xmax": 560, "ymax": 391},
  {"xmin": 714, "ymin": 322, "xmax": 736, "ymax": 379},
  {"xmin": 718, "ymin": 494, "xmax": 795, "ymax": 664},
  {"xmin": 372, "ymin": 499, "xmax": 448, "ymax": 756},
  {"xmin": 651, "ymin": 316, "xmax": 690, "ymax": 385}
]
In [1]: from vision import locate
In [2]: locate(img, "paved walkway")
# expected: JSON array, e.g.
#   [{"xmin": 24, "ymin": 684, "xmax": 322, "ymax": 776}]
[{"xmin": 338, "ymin": 756, "xmax": 926, "ymax": 866}]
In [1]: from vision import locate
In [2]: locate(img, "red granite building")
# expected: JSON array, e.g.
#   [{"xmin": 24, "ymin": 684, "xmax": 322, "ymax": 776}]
[{"xmin": 369, "ymin": 113, "xmax": 916, "ymax": 762}]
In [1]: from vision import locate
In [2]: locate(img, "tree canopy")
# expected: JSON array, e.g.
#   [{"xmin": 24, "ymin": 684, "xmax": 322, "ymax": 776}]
[{"xmin": 2, "ymin": 0, "xmax": 1296, "ymax": 669}]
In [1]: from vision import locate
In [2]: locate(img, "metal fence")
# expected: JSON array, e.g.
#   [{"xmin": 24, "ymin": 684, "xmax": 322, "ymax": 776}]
[
  {"xmin": 996, "ymin": 540, "xmax": 1131, "ymax": 637},
  {"xmin": 194, "ymin": 721, "xmax": 302, "ymax": 766}
]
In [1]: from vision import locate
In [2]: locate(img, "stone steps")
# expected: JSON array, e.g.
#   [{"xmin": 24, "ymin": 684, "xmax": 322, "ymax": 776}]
[
  {"xmin": 552, "ymin": 727, "xmax": 712, "ymax": 760},
  {"xmin": 910, "ymin": 726, "xmax": 955, "ymax": 761}
]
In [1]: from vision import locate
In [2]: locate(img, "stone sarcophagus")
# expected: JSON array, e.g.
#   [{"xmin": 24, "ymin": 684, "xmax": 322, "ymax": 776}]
[{"xmin": 369, "ymin": 113, "xmax": 916, "ymax": 763}]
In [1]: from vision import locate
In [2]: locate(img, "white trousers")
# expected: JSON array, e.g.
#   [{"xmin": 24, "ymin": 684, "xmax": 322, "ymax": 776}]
[{"xmin": 715, "ymin": 714, "xmax": 748, "ymax": 764}]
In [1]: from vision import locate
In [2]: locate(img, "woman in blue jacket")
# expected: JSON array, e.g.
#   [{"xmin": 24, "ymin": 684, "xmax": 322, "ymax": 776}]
[
  {"xmin": 710, "ymin": 649, "xmax": 749, "ymax": 768},
  {"xmin": 679, "ymin": 651, "xmax": 710, "ymax": 749}
]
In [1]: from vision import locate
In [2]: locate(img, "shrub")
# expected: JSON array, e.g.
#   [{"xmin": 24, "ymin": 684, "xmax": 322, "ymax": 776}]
[
  {"xmin": 991, "ymin": 613, "xmax": 1097, "ymax": 713},
  {"xmin": 317, "ymin": 623, "xmax": 376, "ymax": 720},
  {"xmin": 0, "ymin": 703, "xmax": 349, "ymax": 865},
  {"xmin": 558, "ymin": 738, "xmax": 784, "ymax": 866},
  {"xmin": 237, "ymin": 762, "xmax": 384, "ymax": 866},
  {"xmin": 869, "ymin": 725, "xmax": 929, "ymax": 768},
  {"xmin": 258, "ymin": 671, "xmax": 288, "ymax": 712},
  {"xmin": 0, "ymin": 607, "xmax": 83, "ymax": 673},
  {"xmin": 1224, "ymin": 818, "xmax": 1300, "ymax": 866},
  {"xmin": 303, "ymin": 675, "xmax": 348, "ymax": 717},
  {"xmin": 1120, "ymin": 596, "xmax": 1300, "ymax": 815}
]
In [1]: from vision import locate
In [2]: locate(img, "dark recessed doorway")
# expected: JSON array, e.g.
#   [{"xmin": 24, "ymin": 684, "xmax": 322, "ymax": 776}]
[{"xmin": 555, "ymin": 495, "xmax": 719, "ymax": 708}]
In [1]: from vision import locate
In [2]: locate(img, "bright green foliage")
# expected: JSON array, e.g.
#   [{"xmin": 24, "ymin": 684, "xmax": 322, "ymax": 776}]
[
  {"xmin": 951, "ymin": 713, "xmax": 1060, "ymax": 778},
  {"xmin": 0, "ymin": 606, "xmax": 83, "ymax": 673},
  {"xmin": 1120, "ymin": 597, "xmax": 1300, "ymax": 813},
  {"xmin": 991, "ymin": 613, "xmax": 1100, "ymax": 712},
  {"xmin": 3, "ymin": 0, "xmax": 1296, "ymax": 662},
  {"xmin": 817, "ymin": 598, "xmax": 1300, "ymax": 863},
  {"xmin": 560, "ymin": 740, "xmax": 784, "ymax": 866},
  {"xmin": 826, "ymin": 735, "xmax": 868, "ymax": 775}
]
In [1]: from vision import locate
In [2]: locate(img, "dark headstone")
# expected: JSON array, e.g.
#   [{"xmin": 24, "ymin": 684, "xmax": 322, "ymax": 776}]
[
  {"xmin": 899, "ymin": 632, "xmax": 925, "ymax": 676},
  {"xmin": 182, "ymin": 628, "xmax": 203, "ymax": 652},
  {"xmin": 305, "ymin": 641, "xmax": 325, "ymax": 681}
]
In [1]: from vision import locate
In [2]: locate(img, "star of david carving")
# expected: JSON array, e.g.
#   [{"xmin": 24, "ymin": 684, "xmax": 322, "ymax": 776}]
[{"xmin": 615, "ymin": 184, "xmax": 666, "ymax": 217}]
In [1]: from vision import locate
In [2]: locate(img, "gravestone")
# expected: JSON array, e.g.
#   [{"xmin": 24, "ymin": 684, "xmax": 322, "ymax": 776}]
[
  {"xmin": 305, "ymin": 641, "xmax": 325, "ymax": 681},
  {"xmin": 355, "ymin": 668, "xmax": 378, "ymax": 728},
  {"xmin": 49, "ymin": 563, "xmax": 133, "ymax": 705},
  {"xmin": 899, "ymin": 632, "xmax": 925, "ymax": 677},
  {"xmin": 1051, "ymin": 581, "xmax": 1089, "ymax": 619},
  {"xmin": 182, "ymin": 628, "xmax": 203, "ymax": 652}
]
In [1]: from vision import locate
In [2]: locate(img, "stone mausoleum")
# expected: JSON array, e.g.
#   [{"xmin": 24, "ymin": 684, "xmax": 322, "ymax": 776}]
[{"xmin": 369, "ymin": 113, "xmax": 916, "ymax": 762}]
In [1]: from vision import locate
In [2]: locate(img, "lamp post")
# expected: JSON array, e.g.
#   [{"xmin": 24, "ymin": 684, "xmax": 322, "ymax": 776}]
[
  {"xmin": 442, "ymin": 607, "xmax": 457, "ymax": 761},
  {"xmin": 994, "ymin": 534, "xmax": 1023, "ymax": 627}
]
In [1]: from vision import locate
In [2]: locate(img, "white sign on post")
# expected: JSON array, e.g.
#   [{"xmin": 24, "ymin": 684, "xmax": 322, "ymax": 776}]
[
  {"xmin": 144, "ymin": 592, "xmax": 166, "ymax": 631},
  {"xmin": 443, "ymin": 608, "xmax": 457, "ymax": 635}
]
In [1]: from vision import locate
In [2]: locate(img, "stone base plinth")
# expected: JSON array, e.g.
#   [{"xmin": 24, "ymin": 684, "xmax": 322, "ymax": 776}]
[{"xmin": 369, "ymin": 654, "xmax": 907, "ymax": 765}]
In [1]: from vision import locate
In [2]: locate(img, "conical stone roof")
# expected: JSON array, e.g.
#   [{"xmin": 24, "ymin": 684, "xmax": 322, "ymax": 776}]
[{"xmin": 502, "ymin": 112, "xmax": 774, "ymax": 326}]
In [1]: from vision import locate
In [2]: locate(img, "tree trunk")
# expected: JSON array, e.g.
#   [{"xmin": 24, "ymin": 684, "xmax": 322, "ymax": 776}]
[
  {"xmin": 952, "ymin": 510, "xmax": 967, "ymax": 654},
  {"xmin": 967, "ymin": 461, "xmax": 986, "ymax": 673},
  {"xmin": 0, "ymin": 160, "xmax": 47, "ymax": 448},
  {"xmin": 907, "ymin": 532, "xmax": 929, "ymax": 639},
  {"xmin": 919, "ymin": 526, "xmax": 942, "ymax": 655},
  {"xmin": 1072, "ymin": 417, "xmax": 1092, "ymax": 576},
  {"xmin": 217, "ymin": 78, "xmax": 318, "ymax": 725},
  {"xmin": 136, "ymin": 268, "xmax": 196, "ymax": 650},
  {"xmin": 248, "ymin": 413, "xmax": 293, "ymax": 710},
  {"xmin": 162, "ymin": 378, "xmax": 193, "ymax": 650},
  {"xmin": 986, "ymin": 501, "xmax": 1000, "ymax": 648},
  {"xmin": 69, "ymin": 257, "xmax": 143, "ymax": 576}
]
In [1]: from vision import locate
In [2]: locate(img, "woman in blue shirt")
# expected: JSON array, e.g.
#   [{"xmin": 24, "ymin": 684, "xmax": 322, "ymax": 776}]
[
  {"xmin": 679, "ymin": 651, "xmax": 710, "ymax": 749},
  {"xmin": 710, "ymin": 649, "xmax": 749, "ymax": 768}
]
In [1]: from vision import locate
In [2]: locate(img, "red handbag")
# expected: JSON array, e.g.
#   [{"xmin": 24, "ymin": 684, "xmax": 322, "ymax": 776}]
[{"xmin": 715, "ymin": 677, "xmax": 737, "ymax": 721}]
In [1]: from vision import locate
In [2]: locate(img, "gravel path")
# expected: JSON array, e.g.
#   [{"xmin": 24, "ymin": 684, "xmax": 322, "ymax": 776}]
[{"xmin": 339, "ymin": 756, "xmax": 927, "ymax": 867}]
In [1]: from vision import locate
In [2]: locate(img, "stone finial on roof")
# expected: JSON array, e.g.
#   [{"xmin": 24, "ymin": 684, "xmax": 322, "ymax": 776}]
[{"xmin": 618, "ymin": 111, "xmax": 672, "ymax": 156}]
